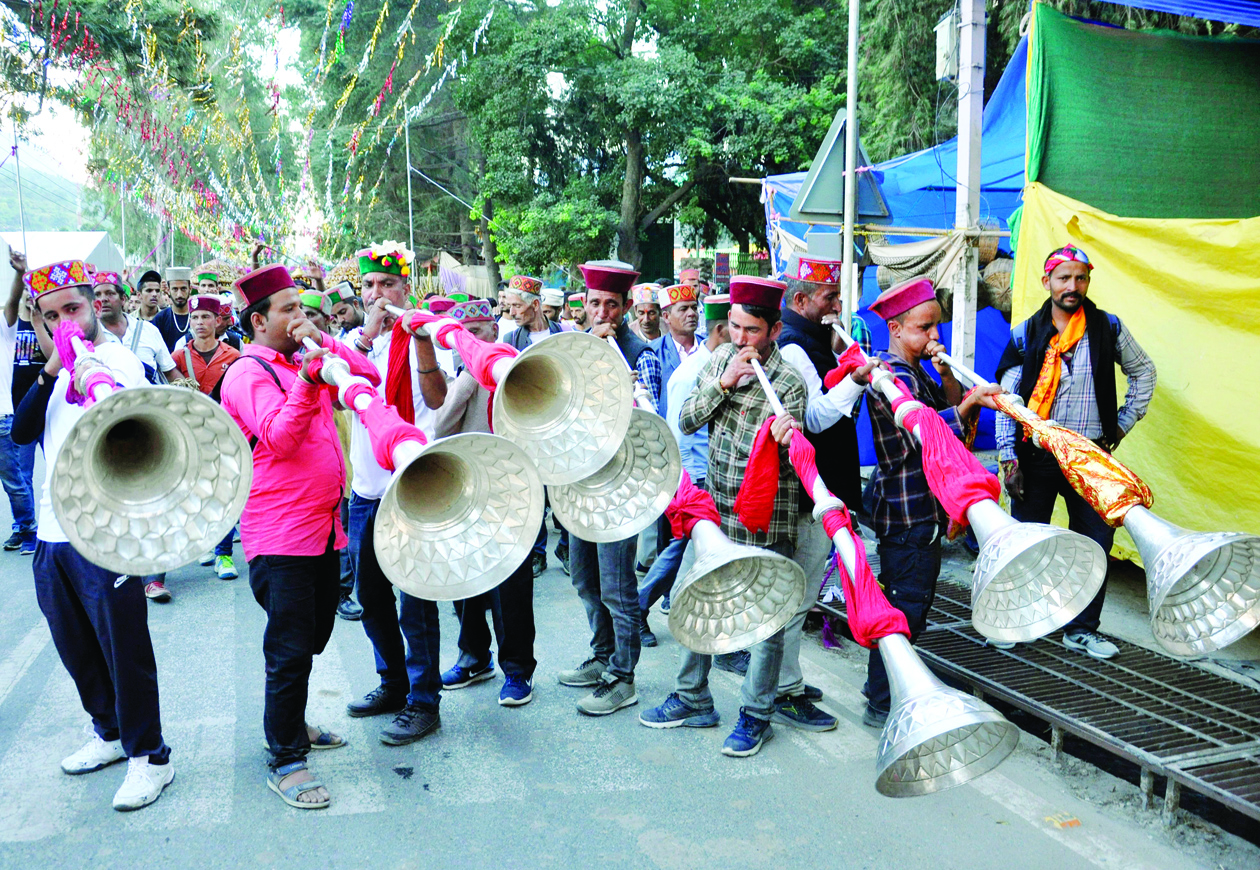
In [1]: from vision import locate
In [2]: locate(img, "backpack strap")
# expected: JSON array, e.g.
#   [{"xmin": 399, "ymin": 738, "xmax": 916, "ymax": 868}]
[
  {"xmin": 212, "ymin": 355, "xmax": 285, "ymax": 450},
  {"xmin": 1010, "ymin": 320, "xmax": 1028, "ymax": 356}
]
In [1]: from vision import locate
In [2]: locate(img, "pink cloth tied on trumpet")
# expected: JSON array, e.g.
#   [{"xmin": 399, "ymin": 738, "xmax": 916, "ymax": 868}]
[
  {"xmin": 404, "ymin": 310, "xmax": 518, "ymax": 392},
  {"xmin": 785, "ymin": 432, "xmax": 909, "ymax": 648},
  {"xmin": 664, "ymin": 470, "xmax": 721, "ymax": 539},
  {"xmin": 343, "ymin": 383, "xmax": 427, "ymax": 472},
  {"xmin": 53, "ymin": 321, "xmax": 97, "ymax": 406}
]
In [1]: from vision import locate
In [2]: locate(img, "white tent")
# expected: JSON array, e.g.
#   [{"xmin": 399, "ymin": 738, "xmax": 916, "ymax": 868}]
[{"xmin": 0, "ymin": 231, "xmax": 124, "ymax": 293}]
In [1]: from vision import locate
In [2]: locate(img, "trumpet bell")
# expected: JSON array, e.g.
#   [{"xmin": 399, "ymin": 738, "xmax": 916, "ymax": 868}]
[
  {"xmin": 52, "ymin": 386, "xmax": 253, "ymax": 575},
  {"xmin": 875, "ymin": 634, "xmax": 1019, "ymax": 797},
  {"xmin": 1125, "ymin": 506, "xmax": 1260, "ymax": 656},
  {"xmin": 490, "ymin": 332, "xmax": 633, "ymax": 485},
  {"xmin": 668, "ymin": 520, "xmax": 806, "ymax": 654},
  {"xmin": 548, "ymin": 408, "xmax": 682, "ymax": 543},
  {"xmin": 967, "ymin": 500, "xmax": 1107, "ymax": 643},
  {"xmin": 373, "ymin": 433, "xmax": 545, "ymax": 601}
]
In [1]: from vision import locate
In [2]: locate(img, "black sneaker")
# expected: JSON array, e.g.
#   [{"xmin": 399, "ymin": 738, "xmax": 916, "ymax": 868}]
[
  {"xmin": 640, "ymin": 613, "xmax": 658, "ymax": 648},
  {"xmin": 531, "ymin": 552, "xmax": 546, "ymax": 578},
  {"xmin": 3, "ymin": 532, "xmax": 21, "ymax": 551},
  {"xmin": 554, "ymin": 542, "xmax": 569, "ymax": 576},
  {"xmin": 380, "ymin": 705, "xmax": 441, "ymax": 745},
  {"xmin": 714, "ymin": 650, "xmax": 750, "ymax": 676},
  {"xmin": 800, "ymin": 684, "xmax": 823, "ymax": 702},
  {"xmin": 336, "ymin": 595, "xmax": 363, "ymax": 621},
  {"xmin": 346, "ymin": 685, "xmax": 407, "ymax": 718},
  {"xmin": 862, "ymin": 703, "xmax": 889, "ymax": 729}
]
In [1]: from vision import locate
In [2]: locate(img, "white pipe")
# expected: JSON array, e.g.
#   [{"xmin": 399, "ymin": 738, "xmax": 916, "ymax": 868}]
[{"xmin": 840, "ymin": 0, "xmax": 860, "ymax": 326}]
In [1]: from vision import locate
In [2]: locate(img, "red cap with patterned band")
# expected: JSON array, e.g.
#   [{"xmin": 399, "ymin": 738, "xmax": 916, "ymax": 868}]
[
  {"xmin": 729, "ymin": 275, "xmax": 787, "ymax": 311},
  {"xmin": 790, "ymin": 254, "xmax": 843, "ymax": 285},
  {"xmin": 507, "ymin": 275, "xmax": 542, "ymax": 298}
]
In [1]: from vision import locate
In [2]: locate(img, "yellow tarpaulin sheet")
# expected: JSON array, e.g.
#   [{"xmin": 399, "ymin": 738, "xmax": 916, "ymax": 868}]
[{"xmin": 1012, "ymin": 182, "xmax": 1260, "ymax": 561}]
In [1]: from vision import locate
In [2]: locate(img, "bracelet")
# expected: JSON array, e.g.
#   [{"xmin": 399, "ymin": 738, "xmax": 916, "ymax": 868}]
[
  {"xmin": 417, "ymin": 366, "xmax": 440, "ymax": 375},
  {"xmin": 355, "ymin": 338, "xmax": 373, "ymax": 353}
]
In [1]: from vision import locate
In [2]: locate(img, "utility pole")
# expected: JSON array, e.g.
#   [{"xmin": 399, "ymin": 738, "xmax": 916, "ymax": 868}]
[
  {"xmin": 120, "ymin": 179, "xmax": 127, "ymax": 270},
  {"xmin": 952, "ymin": 0, "xmax": 986, "ymax": 369},
  {"xmin": 839, "ymin": 0, "xmax": 860, "ymax": 326},
  {"xmin": 12, "ymin": 125, "xmax": 27, "ymax": 255},
  {"xmin": 404, "ymin": 109, "xmax": 416, "ymax": 295}
]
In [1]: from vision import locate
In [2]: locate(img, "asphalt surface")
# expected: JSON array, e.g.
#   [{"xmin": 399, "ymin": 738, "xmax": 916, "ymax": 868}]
[{"xmin": 1, "ymin": 511, "xmax": 1255, "ymax": 870}]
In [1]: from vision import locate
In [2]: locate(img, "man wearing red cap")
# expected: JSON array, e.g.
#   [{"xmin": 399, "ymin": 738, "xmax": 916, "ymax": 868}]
[
  {"xmin": 12, "ymin": 259, "xmax": 174, "ymax": 811},
  {"xmin": 221, "ymin": 263, "xmax": 381, "ymax": 809},
  {"xmin": 501, "ymin": 275, "xmax": 564, "ymax": 350},
  {"xmin": 640, "ymin": 276, "xmax": 808, "ymax": 758},
  {"xmin": 556, "ymin": 260, "xmax": 661, "ymax": 717},
  {"xmin": 860, "ymin": 277, "xmax": 999, "ymax": 729}
]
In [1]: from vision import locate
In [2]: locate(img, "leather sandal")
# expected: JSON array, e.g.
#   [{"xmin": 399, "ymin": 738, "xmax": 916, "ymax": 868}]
[{"xmin": 266, "ymin": 761, "xmax": 330, "ymax": 809}]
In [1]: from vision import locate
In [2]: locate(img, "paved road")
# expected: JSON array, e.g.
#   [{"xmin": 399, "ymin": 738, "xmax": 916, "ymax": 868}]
[{"xmin": 0, "ymin": 528, "xmax": 1254, "ymax": 869}]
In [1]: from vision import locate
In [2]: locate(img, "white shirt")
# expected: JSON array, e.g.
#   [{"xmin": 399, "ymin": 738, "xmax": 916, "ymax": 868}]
[
  {"xmin": 118, "ymin": 315, "xmax": 175, "ymax": 376},
  {"xmin": 347, "ymin": 327, "xmax": 435, "ymax": 500},
  {"xmin": 40, "ymin": 337, "xmax": 145, "ymax": 543},
  {"xmin": 527, "ymin": 329, "xmax": 551, "ymax": 346},
  {"xmin": 0, "ymin": 317, "xmax": 16, "ymax": 416},
  {"xmin": 665, "ymin": 343, "xmax": 713, "ymax": 482},
  {"xmin": 778, "ymin": 343, "xmax": 865, "ymax": 434}
]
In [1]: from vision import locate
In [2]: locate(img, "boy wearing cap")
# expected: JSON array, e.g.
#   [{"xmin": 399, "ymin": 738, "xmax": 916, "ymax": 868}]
[
  {"xmin": 221, "ymin": 263, "xmax": 381, "ymax": 808},
  {"xmin": 12, "ymin": 259, "xmax": 175, "ymax": 811},
  {"xmin": 861, "ymin": 277, "xmax": 1000, "ymax": 729},
  {"xmin": 151, "ymin": 266, "xmax": 193, "ymax": 352}
]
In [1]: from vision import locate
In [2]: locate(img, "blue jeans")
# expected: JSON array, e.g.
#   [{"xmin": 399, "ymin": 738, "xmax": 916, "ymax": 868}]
[
  {"xmin": 0, "ymin": 415, "xmax": 37, "ymax": 533},
  {"xmin": 349, "ymin": 493, "xmax": 441, "ymax": 711},
  {"xmin": 638, "ymin": 535, "xmax": 686, "ymax": 615},
  {"xmin": 454, "ymin": 552, "xmax": 536, "ymax": 678},
  {"xmin": 866, "ymin": 521, "xmax": 941, "ymax": 714},
  {"xmin": 569, "ymin": 533, "xmax": 640, "ymax": 683},
  {"xmin": 213, "ymin": 527, "xmax": 235, "ymax": 557}
]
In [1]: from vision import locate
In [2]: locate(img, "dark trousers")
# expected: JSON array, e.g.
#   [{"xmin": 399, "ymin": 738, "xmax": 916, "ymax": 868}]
[
  {"xmin": 453, "ymin": 554, "xmax": 536, "ymax": 678},
  {"xmin": 214, "ymin": 526, "xmax": 235, "ymax": 558},
  {"xmin": 570, "ymin": 533, "xmax": 640, "ymax": 683},
  {"xmin": 34, "ymin": 542, "xmax": 170, "ymax": 762},
  {"xmin": 350, "ymin": 493, "xmax": 441, "ymax": 711},
  {"xmin": 1011, "ymin": 451, "xmax": 1116, "ymax": 633},
  {"xmin": 338, "ymin": 497, "xmax": 355, "ymax": 597},
  {"xmin": 866, "ymin": 521, "xmax": 941, "ymax": 714},
  {"xmin": 248, "ymin": 535, "xmax": 340, "ymax": 770}
]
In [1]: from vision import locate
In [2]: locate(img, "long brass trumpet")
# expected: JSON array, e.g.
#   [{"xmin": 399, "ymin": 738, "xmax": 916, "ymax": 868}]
[
  {"xmin": 936, "ymin": 350, "xmax": 1260, "ymax": 657},
  {"xmin": 52, "ymin": 333, "xmax": 253, "ymax": 575}
]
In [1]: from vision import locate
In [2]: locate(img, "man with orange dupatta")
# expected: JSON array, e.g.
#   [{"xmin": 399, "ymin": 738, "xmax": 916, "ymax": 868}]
[{"xmin": 995, "ymin": 244, "xmax": 1155, "ymax": 661}]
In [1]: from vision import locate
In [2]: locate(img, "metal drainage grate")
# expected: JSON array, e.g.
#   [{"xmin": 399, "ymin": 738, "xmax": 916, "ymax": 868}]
[{"xmin": 818, "ymin": 586, "xmax": 1260, "ymax": 825}]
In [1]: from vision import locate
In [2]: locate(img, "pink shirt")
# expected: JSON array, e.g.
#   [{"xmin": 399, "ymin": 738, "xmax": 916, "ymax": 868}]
[{"xmin": 221, "ymin": 333, "xmax": 381, "ymax": 561}]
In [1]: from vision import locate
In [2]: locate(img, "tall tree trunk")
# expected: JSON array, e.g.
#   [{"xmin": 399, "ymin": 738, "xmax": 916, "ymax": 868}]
[
  {"xmin": 459, "ymin": 209, "xmax": 477, "ymax": 265},
  {"xmin": 617, "ymin": 128, "xmax": 644, "ymax": 267},
  {"xmin": 481, "ymin": 198, "xmax": 502, "ymax": 290}
]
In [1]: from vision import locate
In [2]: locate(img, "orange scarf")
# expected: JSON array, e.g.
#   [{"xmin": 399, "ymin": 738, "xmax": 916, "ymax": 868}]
[{"xmin": 1027, "ymin": 308, "xmax": 1086, "ymax": 419}]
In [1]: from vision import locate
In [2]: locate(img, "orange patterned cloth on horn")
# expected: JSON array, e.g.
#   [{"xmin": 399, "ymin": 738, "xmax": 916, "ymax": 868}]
[
  {"xmin": 1027, "ymin": 307, "xmax": 1087, "ymax": 419},
  {"xmin": 994, "ymin": 393, "xmax": 1152, "ymax": 527}
]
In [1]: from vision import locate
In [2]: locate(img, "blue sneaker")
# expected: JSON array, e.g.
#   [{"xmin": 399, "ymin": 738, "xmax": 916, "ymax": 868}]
[
  {"xmin": 441, "ymin": 661, "xmax": 495, "ymax": 689},
  {"xmin": 771, "ymin": 695, "xmax": 838, "ymax": 732},
  {"xmin": 721, "ymin": 708, "xmax": 774, "ymax": 757},
  {"xmin": 659, "ymin": 595, "xmax": 671, "ymax": 614},
  {"xmin": 638, "ymin": 693, "xmax": 721, "ymax": 729},
  {"xmin": 499, "ymin": 674, "xmax": 533, "ymax": 707}
]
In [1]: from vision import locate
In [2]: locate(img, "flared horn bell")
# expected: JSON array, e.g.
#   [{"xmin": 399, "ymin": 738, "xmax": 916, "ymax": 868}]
[
  {"xmin": 490, "ymin": 332, "xmax": 633, "ymax": 485},
  {"xmin": 373, "ymin": 433, "xmax": 545, "ymax": 601},
  {"xmin": 876, "ymin": 633, "xmax": 1020, "ymax": 796},
  {"xmin": 1123, "ymin": 506, "xmax": 1260, "ymax": 656},
  {"xmin": 548, "ymin": 408, "xmax": 682, "ymax": 542},
  {"xmin": 52, "ymin": 386, "xmax": 253, "ymax": 575},
  {"xmin": 668, "ymin": 520, "xmax": 806, "ymax": 654},
  {"xmin": 966, "ymin": 499, "xmax": 1107, "ymax": 643}
]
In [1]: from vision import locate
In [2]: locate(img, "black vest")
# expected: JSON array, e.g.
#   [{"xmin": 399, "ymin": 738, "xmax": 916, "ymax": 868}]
[
  {"xmin": 614, "ymin": 322, "xmax": 651, "ymax": 369},
  {"xmin": 777, "ymin": 308, "xmax": 862, "ymax": 511}
]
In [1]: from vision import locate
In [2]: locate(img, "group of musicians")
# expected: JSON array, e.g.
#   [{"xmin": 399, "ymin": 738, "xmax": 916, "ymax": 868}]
[{"xmin": 12, "ymin": 239, "xmax": 1154, "ymax": 812}]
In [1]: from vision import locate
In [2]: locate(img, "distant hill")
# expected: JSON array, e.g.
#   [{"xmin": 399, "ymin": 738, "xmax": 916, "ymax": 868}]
[{"xmin": 0, "ymin": 163, "xmax": 84, "ymax": 232}]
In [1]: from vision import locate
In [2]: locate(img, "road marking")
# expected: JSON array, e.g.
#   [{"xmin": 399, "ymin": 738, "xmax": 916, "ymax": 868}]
[{"xmin": 0, "ymin": 620, "xmax": 51, "ymax": 709}]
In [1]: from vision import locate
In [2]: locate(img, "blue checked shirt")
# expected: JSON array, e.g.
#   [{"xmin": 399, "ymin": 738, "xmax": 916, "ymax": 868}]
[
  {"xmin": 868, "ymin": 352, "xmax": 964, "ymax": 539},
  {"xmin": 996, "ymin": 320, "xmax": 1156, "ymax": 461},
  {"xmin": 636, "ymin": 346, "xmax": 662, "ymax": 413}
]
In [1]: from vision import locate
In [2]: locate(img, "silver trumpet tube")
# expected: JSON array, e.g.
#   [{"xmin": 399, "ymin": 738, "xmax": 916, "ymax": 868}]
[
  {"xmin": 388, "ymin": 305, "xmax": 631, "ymax": 484},
  {"xmin": 832, "ymin": 324, "xmax": 1106, "ymax": 643},
  {"xmin": 547, "ymin": 337, "xmax": 682, "ymax": 542},
  {"xmin": 305, "ymin": 338, "xmax": 545, "ymax": 601},
  {"xmin": 52, "ymin": 335, "xmax": 253, "ymax": 575},
  {"xmin": 750, "ymin": 357, "xmax": 1018, "ymax": 796},
  {"xmin": 938, "ymin": 351, "xmax": 1260, "ymax": 657}
]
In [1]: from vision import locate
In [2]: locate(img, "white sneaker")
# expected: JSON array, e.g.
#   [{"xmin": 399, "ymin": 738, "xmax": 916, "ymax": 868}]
[
  {"xmin": 985, "ymin": 638, "xmax": 1017, "ymax": 651},
  {"xmin": 198, "ymin": 552, "xmax": 215, "ymax": 567},
  {"xmin": 1063, "ymin": 630, "xmax": 1119, "ymax": 660},
  {"xmin": 112, "ymin": 756, "xmax": 175, "ymax": 811},
  {"xmin": 61, "ymin": 727, "xmax": 125, "ymax": 775}
]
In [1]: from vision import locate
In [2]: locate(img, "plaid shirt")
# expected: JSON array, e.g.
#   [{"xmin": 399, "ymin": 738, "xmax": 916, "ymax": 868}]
[
  {"xmin": 679, "ymin": 342, "xmax": 807, "ymax": 548},
  {"xmin": 996, "ymin": 320, "xmax": 1156, "ymax": 461},
  {"xmin": 868, "ymin": 351, "xmax": 964, "ymax": 538},
  {"xmin": 635, "ymin": 345, "xmax": 663, "ymax": 413}
]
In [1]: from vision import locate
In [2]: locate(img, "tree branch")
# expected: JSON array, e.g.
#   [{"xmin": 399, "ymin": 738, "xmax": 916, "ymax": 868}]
[{"xmin": 639, "ymin": 177, "xmax": 697, "ymax": 232}]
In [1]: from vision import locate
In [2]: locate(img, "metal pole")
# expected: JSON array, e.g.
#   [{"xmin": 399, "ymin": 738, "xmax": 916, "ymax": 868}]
[
  {"xmin": 952, "ymin": 0, "xmax": 986, "ymax": 369},
  {"xmin": 839, "ymin": 0, "xmax": 860, "ymax": 326},
  {"xmin": 120, "ymin": 179, "xmax": 127, "ymax": 270},
  {"xmin": 404, "ymin": 111, "xmax": 416, "ymax": 295},
  {"xmin": 12, "ymin": 125, "xmax": 27, "ymax": 255}
]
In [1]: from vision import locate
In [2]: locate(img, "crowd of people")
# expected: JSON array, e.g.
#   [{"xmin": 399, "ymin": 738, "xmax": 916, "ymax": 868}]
[{"xmin": 3, "ymin": 239, "xmax": 1154, "ymax": 813}]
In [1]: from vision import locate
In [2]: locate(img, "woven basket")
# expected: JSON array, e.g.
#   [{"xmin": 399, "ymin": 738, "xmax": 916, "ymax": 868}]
[{"xmin": 977, "ymin": 218, "xmax": 1001, "ymax": 266}]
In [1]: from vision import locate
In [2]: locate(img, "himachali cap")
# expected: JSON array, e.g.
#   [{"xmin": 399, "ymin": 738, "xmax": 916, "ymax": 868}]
[
  {"xmin": 729, "ymin": 275, "xmax": 787, "ymax": 311},
  {"xmin": 702, "ymin": 292, "xmax": 731, "ymax": 321},
  {"xmin": 787, "ymin": 252, "xmax": 843, "ymax": 285},
  {"xmin": 196, "ymin": 261, "xmax": 223, "ymax": 283},
  {"xmin": 189, "ymin": 294, "xmax": 222, "ymax": 315},
  {"xmin": 428, "ymin": 296, "xmax": 456, "ymax": 315},
  {"xmin": 567, "ymin": 291, "xmax": 586, "ymax": 308},
  {"xmin": 868, "ymin": 277, "xmax": 937, "ymax": 321},
  {"xmin": 325, "ymin": 284, "xmax": 351, "ymax": 306},
  {"xmin": 25, "ymin": 260, "xmax": 93, "ymax": 299},
  {"xmin": 218, "ymin": 293, "xmax": 235, "ymax": 315},
  {"xmin": 299, "ymin": 289, "xmax": 332, "ymax": 316},
  {"xmin": 165, "ymin": 266, "xmax": 192, "ymax": 283},
  {"xmin": 631, "ymin": 283, "xmax": 659, "ymax": 307},
  {"xmin": 447, "ymin": 291, "xmax": 471, "ymax": 303},
  {"xmin": 580, "ymin": 260, "xmax": 639, "ymax": 297},
  {"xmin": 357, "ymin": 242, "xmax": 413, "ymax": 277},
  {"xmin": 506, "ymin": 275, "xmax": 542, "ymax": 300},
  {"xmin": 449, "ymin": 298, "xmax": 493, "ymax": 323},
  {"xmin": 660, "ymin": 283, "xmax": 697, "ymax": 307},
  {"xmin": 92, "ymin": 271, "xmax": 129, "ymax": 295},
  {"xmin": 679, "ymin": 268, "xmax": 700, "ymax": 282},
  {"xmin": 235, "ymin": 263, "xmax": 298, "ymax": 308},
  {"xmin": 540, "ymin": 288, "xmax": 565, "ymax": 308}
]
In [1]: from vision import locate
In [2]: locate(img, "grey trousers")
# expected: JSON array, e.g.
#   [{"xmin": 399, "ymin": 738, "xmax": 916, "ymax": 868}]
[
  {"xmin": 569, "ymin": 533, "xmax": 640, "ymax": 683},
  {"xmin": 777, "ymin": 513, "xmax": 833, "ymax": 697}
]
